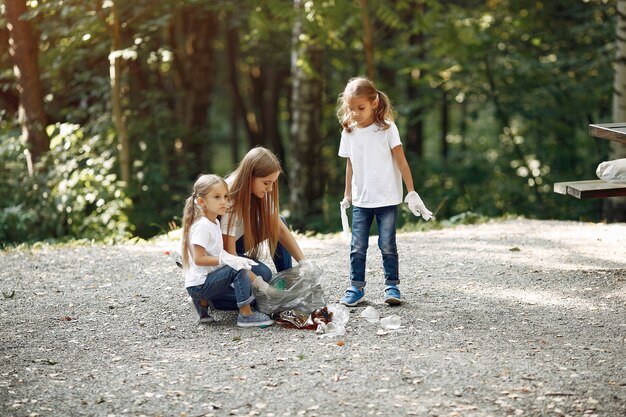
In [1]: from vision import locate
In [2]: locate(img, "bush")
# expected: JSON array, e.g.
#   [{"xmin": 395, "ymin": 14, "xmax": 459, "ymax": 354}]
[{"xmin": 0, "ymin": 123, "xmax": 132, "ymax": 245}]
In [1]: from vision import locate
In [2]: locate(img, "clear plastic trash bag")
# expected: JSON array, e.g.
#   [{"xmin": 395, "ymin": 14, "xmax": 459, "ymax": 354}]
[
  {"xmin": 255, "ymin": 264, "xmax": 326, "ymax": 315},
  {"xmin": 596, "ymin": 158, "xmax": 626, "ymax": 183}
]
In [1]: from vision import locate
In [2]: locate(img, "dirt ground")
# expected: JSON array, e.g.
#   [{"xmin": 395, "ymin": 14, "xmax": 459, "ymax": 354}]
[{"xmin": 0, "ymin": 219, "xmax": 625, "ymax": 417}]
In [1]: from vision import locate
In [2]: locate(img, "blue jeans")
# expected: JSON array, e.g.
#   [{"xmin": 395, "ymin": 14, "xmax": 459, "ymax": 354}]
[
  {"xmin": 206, "ymin": 260, "xmax": 272, "ymax": 311},
  {"xmin": 210, "ymin": 216, "xmax": 293, "ymax": 310},
  {"xmin": 187, "ymin": 266, "xmax": 255, "ymax": 309},
  {"xmin": 350, "ymin": 205, "xmax": 399, "ymax": 288}
]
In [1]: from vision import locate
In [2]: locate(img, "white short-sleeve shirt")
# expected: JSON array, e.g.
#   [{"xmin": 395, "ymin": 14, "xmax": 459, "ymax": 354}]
[
  {"xmin": 183, "ymin": 216, "xmax": 224, "ymax": 288},
  {"xmin": 220, "ymin": 176, "xmax": 244, "ymax": 240},
  {"xmin": 338, "ymin": 122, "xmax": 403, "ymax": 208}
]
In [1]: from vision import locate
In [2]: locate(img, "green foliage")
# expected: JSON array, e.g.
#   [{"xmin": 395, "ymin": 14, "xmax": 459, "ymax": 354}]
[
  {"xmin": 0, "ymin": 0, "xmax": 618, "ymax": 244},
  {"xmin": 0, "ymin": 124, "xmax": 132, "ymax": 246}
]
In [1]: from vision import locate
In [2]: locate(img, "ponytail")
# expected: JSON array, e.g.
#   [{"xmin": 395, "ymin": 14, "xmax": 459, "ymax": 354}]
[
  {"xmin": 181, "ymin": 195, "xmax": 202, "ymax": 270},
  {"xmin": 373, "ymin": 89, "xmax": 394, "ymax": 127}
]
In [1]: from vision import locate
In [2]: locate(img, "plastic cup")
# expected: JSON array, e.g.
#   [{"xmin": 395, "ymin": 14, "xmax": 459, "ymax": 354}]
[
  {"xmin": 360, "ymin": 306, "xmax": 379, "ymax": 323},
  {"xmin": 380, "ymin": 315, "xmax": 401, "ymax": 330}
]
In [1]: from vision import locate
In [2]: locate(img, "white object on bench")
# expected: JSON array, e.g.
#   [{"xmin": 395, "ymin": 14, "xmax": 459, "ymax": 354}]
[{"xmin": 596, "ymin": 158, "xmax": 626, "ymax": 183}]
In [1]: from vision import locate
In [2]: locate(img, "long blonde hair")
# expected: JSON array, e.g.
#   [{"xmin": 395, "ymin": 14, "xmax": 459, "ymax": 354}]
[
  {"xmin": 337, "ymin": 76, "xmax": 395, "ymax": 133},
  {"xmin": 226, "ymin": 147, "xmax": 282, "ymax": 260},
  {"xmin": 181, "ymin": 174, "xmax": 227, "ymax": 269}
]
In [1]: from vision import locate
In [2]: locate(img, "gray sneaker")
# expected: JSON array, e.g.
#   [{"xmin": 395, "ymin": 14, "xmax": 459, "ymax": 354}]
[
  {"xmin": 189, "ymin": 297, "xmax": 215, "ymax": 324},
  {"xmin": 237, "ymin": 311, "xmax": 275, "ymax": 327}
]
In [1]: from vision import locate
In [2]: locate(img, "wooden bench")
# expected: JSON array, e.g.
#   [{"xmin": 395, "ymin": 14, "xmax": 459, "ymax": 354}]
[
  {"xmin": 553, "ymin": 123, "xmax": 626, "ymax": 199},
  {"xmin": 554, "ymin": 180, "xmax": 626, "ymax": 199}
]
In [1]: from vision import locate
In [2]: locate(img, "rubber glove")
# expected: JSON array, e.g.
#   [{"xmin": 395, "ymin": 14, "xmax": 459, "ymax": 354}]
[
  {"xmin": 219, "ymin": 250, "xmax": 258, "ymax": 271},
  {"xmin": 252, "ymin": 276, "xmax": 270, "ymax": 292},
  {"xmin": 299, "ymin": 259, "xmax": 322, "ymax": 276},
  {"xmin": 404, "ymin": 191, "xmax": 433, "ymax": 221},
  {"xmin": 339, "ymin": 198, "xmax": 351, "ymax": 242}
]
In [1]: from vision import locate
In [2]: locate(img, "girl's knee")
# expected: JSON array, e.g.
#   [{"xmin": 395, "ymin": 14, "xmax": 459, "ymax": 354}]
[{"xmin": 379, "ymin": 244, "xmax": 398, "ymax": 255}]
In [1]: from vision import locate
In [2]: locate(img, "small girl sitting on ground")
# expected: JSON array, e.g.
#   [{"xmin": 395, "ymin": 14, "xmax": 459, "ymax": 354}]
[{"xmin": 181, "ymin": 174, "xmax": 274, "ymax": 327}]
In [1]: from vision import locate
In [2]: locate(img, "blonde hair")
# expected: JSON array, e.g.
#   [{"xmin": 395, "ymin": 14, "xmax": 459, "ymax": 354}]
[
  {"xmin": 337, "ymin": 76, "xmax": 394, "ymax": 133},
  {"xmin": 181, "ymin": 174, "xmax": 228, "ymax": 270},
  {"xmin": 226, "ymin": 147, "xmax": 282, "ymax": 260}
]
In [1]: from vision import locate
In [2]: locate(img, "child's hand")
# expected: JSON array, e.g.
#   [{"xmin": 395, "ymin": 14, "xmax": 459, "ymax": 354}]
[
  {"xmin": 219, "ymin": 250, "xmax": 258, "ymax": 271},
  {"xmin": 340, "ymin": 198, "xmax": 351, "ymax": 210},
  {"xmin": 404, "ymin": 191, "xmax": 433, "ymax": 221},
  {"xmin": 299, "ymin": 259, "xmax": 322, "ymax": 276}
]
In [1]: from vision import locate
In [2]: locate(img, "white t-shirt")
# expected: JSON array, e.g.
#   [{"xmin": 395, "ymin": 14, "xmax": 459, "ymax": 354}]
[
  {"xmin": 338, "ymin": 121, "xmax": 403, "ymax": 208},
  {"xmin": 220, "ymin": 176, "xmax": 245, "ymax": 240},
  {"xmin": 183, "ymin": 216, "xmax": 224, "ymax": 288}
]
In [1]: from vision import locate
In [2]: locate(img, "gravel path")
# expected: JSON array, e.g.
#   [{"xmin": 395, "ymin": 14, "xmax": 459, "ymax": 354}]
[{"xmin": 0, "ymin": 219, "xmax": 625, "ymax": 417}]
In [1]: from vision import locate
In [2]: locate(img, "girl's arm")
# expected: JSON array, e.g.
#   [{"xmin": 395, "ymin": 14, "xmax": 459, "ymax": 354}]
[
  {"xmin": 222, "ymin": 234, "xmax": 237, "ymax": 255},
  {"xmin": 392, "ymin": 145, "xmax": 415, "ymax": 193},
  {"xmin": 278, "ymin": 220, "xmax": 305, "ymax": 262},
  {"xmin": 344, "ymin": 158, "xmax": 353, "ymax": 200},
  {"xmin": 192, "ymin": 244, "xmax": 220, "ymax": 266}
]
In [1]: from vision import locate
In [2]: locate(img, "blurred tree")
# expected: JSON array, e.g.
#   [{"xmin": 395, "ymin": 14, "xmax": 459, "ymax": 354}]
[
  {"xmin": 105, "ymin": 0, "xmax": 131, "ymax": 185},
  {"xmin": 404, "ymin": 0, "xmax": 428, "ymax": 157},
  {"xmin": 359, "ymin": 0, "xmax": 374, "ymax": 80},
  {"xmin": 289, "ymin": 0, "xmax": 324, "ymax": 230},
  {"xmin": 0, "ymin": 26, "xmax": 19, "ymax": 116},
  {"xmin": 225, "ymin": 1, "xmax": 292, "ymax": 163},
  {"xmin": 4, "ymin": 0, "xmax": 48, "ymax": 169},
  {"xmin": 167, "ymin": 4, "xmax": 219, "ymax": 172}
]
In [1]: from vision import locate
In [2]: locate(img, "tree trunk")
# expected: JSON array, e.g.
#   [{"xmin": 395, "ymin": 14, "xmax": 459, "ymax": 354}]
[
  {"xmin": 441, "ymin": 89, "xmax": 449, "ymax": 159},
  {"xmin": 108, "ymin": 0, "xmax": 131, "ymax": 185},
  {"xmin": 606, "ymin": 0, "xmax": 626, "ymax": 222},
  {"xmin": 5, "ymin": 0, "xmax": 48, "ymax": 168},
  {"xmin": 260, "ymin": 68, "xmax": 287, "ymax": 162},
  {"xmin": 225, "ymin": 24, "xmax": 245, "ymax": 162},
  {"xmin": 289, "ymin": 0, "xmax": 324, "ymax": 230},
  {"xmin": 168, "ymin": 7, "xmax": 218, "ymax": 175},
  {"xmin": 359, "ymin": 0, "xmax": 374, "ymax": 80},
  {"xmin": 404, "ymin": 3, "xmax": 426, "ymax": 157}
]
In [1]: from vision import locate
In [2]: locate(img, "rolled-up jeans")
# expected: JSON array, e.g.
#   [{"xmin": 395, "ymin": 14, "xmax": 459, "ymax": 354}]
[
  {"xmin": 187, "ymin": 266, "xmax": 254, "ymax": 309},
  {"xmin": 349, "ymin": 204, "xmax": 399, "ymax": 288}
]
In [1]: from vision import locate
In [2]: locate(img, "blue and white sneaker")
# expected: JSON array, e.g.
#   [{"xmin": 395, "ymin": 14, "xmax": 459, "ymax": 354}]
[
  {"xmin": 189, "ymin": 297, "xmax": 215, "ymax": 324},
  {"xmin": 384, "ymin": 284, "xmax": 402, "ymax": 305},
  {"xmin": 339, "ymin": 286, "xmax": 366, "ymax": 307},
  {"xmin": 237, "ymin": 311, "xmax": 275, "ymax": 327}
]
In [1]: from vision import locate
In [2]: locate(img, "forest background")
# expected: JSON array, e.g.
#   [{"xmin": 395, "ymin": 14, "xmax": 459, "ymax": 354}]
[{"xmin": 1, "ymin": 0, "xmax": 625, "ymax": 245}]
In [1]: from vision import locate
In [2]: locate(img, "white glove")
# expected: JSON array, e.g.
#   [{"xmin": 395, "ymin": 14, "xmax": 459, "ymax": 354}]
[
  {"xmin": 252, "ymin": 276, "xmax": 270, "ymax": 292},
  {"xmin": 339, "ymin": 199, "xmax": 351, "ymax": 243},
  {"xmin": 219, "ymin": 250, "xmax": 258, "ymax": 271},
  {"xmin": 299, "ymin": 259, "xmax": 321, "ymax": 276},
  {"xmin": 251, "ymin": 276, "xmax": 282, "ymax": 296},
  {"xmin": 404, "ymin": 191, "xmax": 433, "ymax": 221}
]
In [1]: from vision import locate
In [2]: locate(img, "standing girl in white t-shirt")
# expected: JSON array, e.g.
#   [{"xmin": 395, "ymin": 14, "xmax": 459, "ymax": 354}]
[
  {"xmin": 181, "ymin": 174, "xmax": 274, "ymax": 327},
  {"xmin": 337, "ymin": 77, "xmax": 433, "ymax": 307}
]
